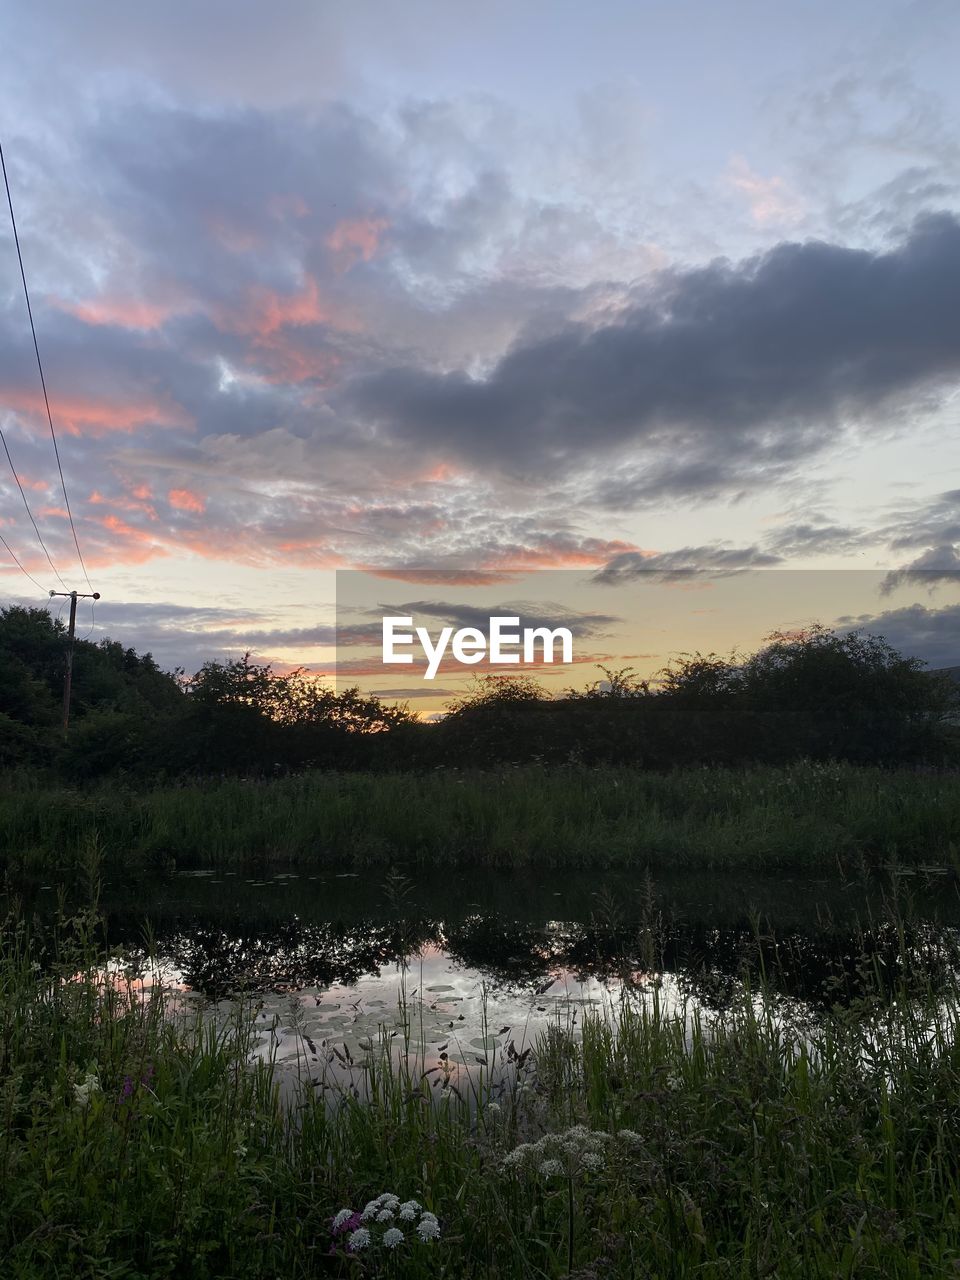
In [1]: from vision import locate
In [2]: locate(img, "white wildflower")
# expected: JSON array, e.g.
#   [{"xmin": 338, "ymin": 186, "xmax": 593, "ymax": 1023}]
[
  {"xmin": 361, "ymin": 1200, "xmax": 379, "ymax": 1221},
  {"xmin": 376, "ymin": 1208, "xmax": 394, "ymax": 1223},
  {"xmin": 380, "ymin": 1193, "xmax": 400, "ymax": 1208},
  {"xmin": 581, "ymin": 1152, "xmax": 604, "ymax": 1171},
  {"xmin": 348, "ymin": 1227, "xmax": 371, "ymax": 1251},
  {"xmin": 486, "ymin": 1102, "xmax": 501, "ymax": 1114},
  {"xmin": 539, "ymin": 1159, "xmax": 563, "ymax": 1178},
  {"xmin": 416, "ymin": 1216, "xmax": 440, "ymax": 1241},
  {"xmin": 399, "ymin": 1199, "xmax": 421, "ymax": 1214},
  {"xmin": 399, "ymin": 1207, "xmax": 417, "ymax": 1222},
  {"xmin": 382, "ymin": 1227, "xmax": 404, "ymax": 1249},
  {"xmin": 332, "ymin": 1209, "xmax": 353, "ymax": 1231},
  {"xmin": 73, "ymin": 1069, "xmax": 101, "ymax": 1108},
  {"xmin": 617, "ymin": 1129, "xmax": 643, "ymax": 1145}
]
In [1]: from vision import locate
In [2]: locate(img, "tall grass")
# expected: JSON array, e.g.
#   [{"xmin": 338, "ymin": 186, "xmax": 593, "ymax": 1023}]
[
  {"xmin": 2, "ymin": 761, "xmax": 959, "ymax": 877},
  {"xmin": 1, "ymin": 893, "xmax": 959, "ymax": 1276}
]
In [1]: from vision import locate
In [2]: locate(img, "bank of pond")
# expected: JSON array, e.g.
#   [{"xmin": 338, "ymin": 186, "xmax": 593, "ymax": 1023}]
[
  {"xmin": 3, "ymin": 761, "xmax": 960, "ymax": 877},
  {"xmin": 0, "ymin": 865, "xmax": 958, "ymax": 1277}
]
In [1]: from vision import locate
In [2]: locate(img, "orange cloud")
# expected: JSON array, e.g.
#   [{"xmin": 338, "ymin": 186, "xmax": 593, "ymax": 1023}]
[
  {"xmin": 93, "ymin": 514, "xmax": 168, "ymax": 566},
  {"xmin": 5, "ymin": 388, "xmax": 192, "ymax": 437},
  {"xmin": 326, "ymin": 216, "xmax": 389, "ymax": 271},
  {"xmin": 224, "ymin": 275, "xmax": 338, "ymax": 337},
  {"xmin": 88, "ymin": 490, "xmax": 159, "ymax": 520},
  {"xmin": 62, "ymin": 295, "xmax": 191, "ymax": 331},
  {"xmin": 168, "ymin": 488, "xmax": 206, "ymax": 514},
  {"xmin": 481, "ymin": 538, "xmax": 639, "ymax": 571}
]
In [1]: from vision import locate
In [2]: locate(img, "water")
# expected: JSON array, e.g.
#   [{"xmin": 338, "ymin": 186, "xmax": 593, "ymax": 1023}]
[{"xmin": 21, "ymin": 864, "xmax": 960, "ymax": 1091}]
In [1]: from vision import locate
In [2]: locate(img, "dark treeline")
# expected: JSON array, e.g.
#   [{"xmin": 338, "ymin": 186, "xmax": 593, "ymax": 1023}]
[{"xmin": 1, "ymin": 605, "xmax": 957, "ymax": 779}]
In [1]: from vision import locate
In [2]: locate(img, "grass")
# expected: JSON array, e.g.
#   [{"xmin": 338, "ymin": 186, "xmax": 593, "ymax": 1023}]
[
  {"xmin": 1, "ymin": 893, "xmax": 959, "ymax": 1277},
  {"xmin": 2, "ymin": 761, "xmax": 960, "ymax": 878}
]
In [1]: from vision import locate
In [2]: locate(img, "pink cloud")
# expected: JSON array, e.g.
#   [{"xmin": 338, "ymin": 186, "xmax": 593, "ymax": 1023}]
[
  {"xmin": 61, "ymin": 295, "xmax": 192, "ymax": 332},
  {"xmin": 326, "ymin": 216, "xmax": 389, "ymax": 271},
  {"xmin": 168, "ymin": 488, "xmax": 206, "ymax": 514},
  {"xmin": 4, "ymin": 387, "xmax": 192, "ymax": 437},
  {"xmin": 726, "ymin": 156, "xmax": 804, "ymax": 227}
]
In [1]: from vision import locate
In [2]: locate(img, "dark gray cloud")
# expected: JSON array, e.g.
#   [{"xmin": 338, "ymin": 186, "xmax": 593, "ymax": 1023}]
[
  {"xmin": 884, "ymin": 490, "xmax": 960, "ymax": 552},
  {"xmin": 593, "ymin": 546, "xmax": 782, "ymax": 585},
  {"xmin": 880, "ymin": 545, "xmax": 960, "ymax": 594},
  {"xmin": 764, "ymin": 521, "xmax": 873, "ymax": 559},
  {"xmin": 837, "ymin": 602, "xmax": 960, "ymax": 669},
  {"xmin": 347, "ymin": 214, "xmax": 960, "ymax": 499}
]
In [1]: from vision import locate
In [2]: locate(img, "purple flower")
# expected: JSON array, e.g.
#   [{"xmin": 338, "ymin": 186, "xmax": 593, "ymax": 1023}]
[{"xmin": 120, "ymin": 1075, "xmax": 135, "ymax": 1102}]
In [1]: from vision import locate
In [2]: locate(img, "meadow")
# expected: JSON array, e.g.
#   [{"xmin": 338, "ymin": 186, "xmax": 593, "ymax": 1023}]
[
  {"xmin": 2, "ymin": 761, "xmax": 959, "ymax": 879},
  {"xmin": 1, "ymin": 894, "xmax": 958, "ymax": 1278}
]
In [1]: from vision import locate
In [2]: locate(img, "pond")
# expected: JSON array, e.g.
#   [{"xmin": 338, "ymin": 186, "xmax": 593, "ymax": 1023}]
[{"xmin": 21, "ymin": 863, "xmax": 960, "ymax": 1094}]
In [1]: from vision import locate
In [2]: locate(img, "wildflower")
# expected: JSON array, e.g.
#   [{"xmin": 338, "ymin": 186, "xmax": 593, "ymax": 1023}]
[
  {"xmin": 332, "ymin": 1209, "xmax": 353, "ymax": 1232},
  {"xmin": 581, "ymin": 1152, "xmax": 604, "ymax": 1171},
  {"xmin": 486, "ymin": 1102, "xmax": 501, "ymax": 1114},
  {"xmin": 617, "ymin": 1129, "xmax": 643, "ymax": 1146},
  {"xmin": 382, "ymin": 1227, "xmax": 404, "ymax": 1249},
  {"xmin": 399, "ymin": 1199, "xmax": 421, "ymax": 1215},
  {"xmin": 417, "ymin": 1215, "xmax": 440, "ymax": 1241},
  {"xmin": 347, "ymin": 1227, "xmax": 371, "ymax": 1251},
  {"xmin": 119, "ymin": 1075, "xmax": 135, "ymax": 1102},
  {"xmin": 361, "ymin": 1200, "xmax": 380, "ymax": 1221},
  {"xmin": 376, "ymin": 1208, "xmax": 394, "ymax": 1223},
  {"xmin": 502, "ymin": 1145, "xmax": 530, "ymax": 1170},
  {"xmin": 73, "ymin": 1069, "xmax": 101, "ymax": 1108},
  {"xmin": 539, "ymin": 1159, "xmax": 563, "ymax": 1178}
]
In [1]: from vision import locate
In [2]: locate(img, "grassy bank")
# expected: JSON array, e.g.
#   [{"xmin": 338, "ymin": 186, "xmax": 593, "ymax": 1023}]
[
  {"xmin": 2, "ymin": 762, "xmax": 960, "ymax": 877},
  {"xmin": 1, "ymin": 899, "xmax": 959, "ymax": 1277}
]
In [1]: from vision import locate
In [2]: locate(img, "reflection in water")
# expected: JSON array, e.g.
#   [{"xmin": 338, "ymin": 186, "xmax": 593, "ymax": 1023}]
[
  {"xmin": 17, "ymin": 867, "xmax": 960, "ymax": 1092},
  {"xmin": 116, "ymin": 912, "xmax": 960, "ymax": 1011}
]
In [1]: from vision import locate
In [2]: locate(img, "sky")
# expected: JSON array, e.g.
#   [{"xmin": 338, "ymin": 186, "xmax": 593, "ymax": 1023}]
[{"xmin": 0, "ymin": 0, "xmax": 958, "ymax": 692}]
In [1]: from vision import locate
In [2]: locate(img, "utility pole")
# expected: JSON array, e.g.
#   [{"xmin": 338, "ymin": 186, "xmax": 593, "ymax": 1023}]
[{"xmin": 49, "ymin": 588, "xmax": 100, "ymax": 736}]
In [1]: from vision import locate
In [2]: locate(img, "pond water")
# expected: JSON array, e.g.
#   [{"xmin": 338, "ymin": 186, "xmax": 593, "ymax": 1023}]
[{"xmin": 22, "ymin": 864, "xmax": 960, "ymax": 1094}]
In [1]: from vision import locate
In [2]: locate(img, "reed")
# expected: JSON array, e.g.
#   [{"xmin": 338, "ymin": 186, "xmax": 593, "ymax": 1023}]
[
  {"xmin": 1, "ymin": 892, "xmax": 958, "ymax": 1276},
  {"xmin": 2, "ymin": 761, "xmax": 959, "ymax": 878}
]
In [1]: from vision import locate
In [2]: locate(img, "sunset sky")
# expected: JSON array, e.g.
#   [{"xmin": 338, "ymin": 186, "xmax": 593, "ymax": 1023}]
[{"xmin": 1, "ymin": 0, "xmax": 958, "ymax": 695}]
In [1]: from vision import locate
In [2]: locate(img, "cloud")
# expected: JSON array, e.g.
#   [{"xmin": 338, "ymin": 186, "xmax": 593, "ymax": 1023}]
[
  {"xmin": 836, "ymin": 602, "xmax": 960, "ymax": 669},
  {"xmin": 726, "ymin": 155, "xmax": 805, "ymax": 227},
  {"xmin": 593, "ymin": 545, "xmax": 782, "ymax": 585},
  {"xmin": 168, "ymin": 488, "xmax": 206, "ymax": 514},
  {"xmin": 880, "ymin": 545, "xmax": 960, "ymax": 594},
  {"xmin": 763, "ymin": 521, "xmax": 873, "ymax": 559},
  {"xmin": 346, "ymin": 213, "xmax": 960, "ymax": 501},
  {"xmin": 367, "ymin": 599, "xmax": 620, "ymax": 636}
]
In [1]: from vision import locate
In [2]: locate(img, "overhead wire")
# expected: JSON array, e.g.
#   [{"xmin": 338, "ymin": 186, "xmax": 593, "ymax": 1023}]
[
  {"xmin": 0, "ymin": 137, "xmax": 94, "ymax": 594},
  {"xmin": 0, "ymin": 425, "xmax": 66, "ymax": 587},
  {"xmin": 0, "ymin": 527, "xmax": 49, "ymax": 593}
]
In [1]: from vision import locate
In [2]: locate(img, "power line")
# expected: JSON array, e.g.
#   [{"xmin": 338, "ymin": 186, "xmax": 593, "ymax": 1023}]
[
  {"xmin": 0, "ymin": 424, "xmax": 67, "ymax": 587},
  {"xmin": 0, "ymin": 137, "xmax": 94, "ymax": 594},
  {"xmin": 0, "ymin": 527, "xmax": 49, "ymax": 593}
]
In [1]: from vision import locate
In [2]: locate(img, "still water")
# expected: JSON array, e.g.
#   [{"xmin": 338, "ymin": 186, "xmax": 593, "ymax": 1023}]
[{"xmin": 27, "ymin": 864, "xmax": 960, "ymax": 1090}]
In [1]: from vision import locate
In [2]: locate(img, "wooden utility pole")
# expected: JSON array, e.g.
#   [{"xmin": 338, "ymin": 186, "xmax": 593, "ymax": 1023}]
[{"xmin": 49, "ymin": 588, "xmax": 100, "ymax": 736}]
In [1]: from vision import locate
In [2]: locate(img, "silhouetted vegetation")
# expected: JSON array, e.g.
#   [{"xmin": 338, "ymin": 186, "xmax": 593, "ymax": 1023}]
[
  {"xmin": 1, "ymin": 606, "xmax": 957, "ymax": 780},
  {"xmin": 4, "ymin": 762, "xmax": 960, "ymax": 874}
]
